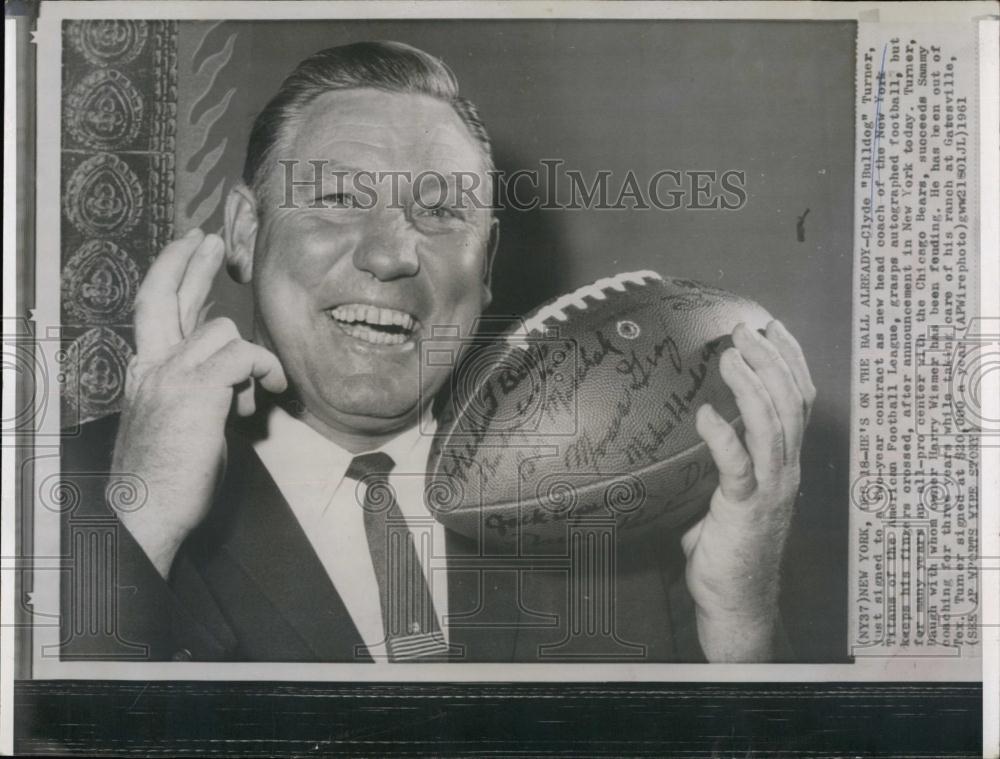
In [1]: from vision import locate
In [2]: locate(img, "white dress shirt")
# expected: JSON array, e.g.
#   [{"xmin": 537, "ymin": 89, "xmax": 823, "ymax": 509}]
[{"xmin": 251, "ymin": 405, "xmax": 449, "ymax": 655}]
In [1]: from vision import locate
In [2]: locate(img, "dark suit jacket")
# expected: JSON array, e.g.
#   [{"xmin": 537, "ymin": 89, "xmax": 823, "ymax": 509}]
[{"xmin": 59, "ymin": 414, "xmax": 705, "ymax": 663}]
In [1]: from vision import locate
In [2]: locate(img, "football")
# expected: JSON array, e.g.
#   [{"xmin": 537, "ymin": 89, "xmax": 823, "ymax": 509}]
[{"xmin": 424, "ymin": 271, "xmax": 773, "ymax": 548}]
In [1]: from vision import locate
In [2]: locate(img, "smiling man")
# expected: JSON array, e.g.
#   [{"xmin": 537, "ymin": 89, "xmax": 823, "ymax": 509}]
[
  {"xmin": 232, "ymin": 85, "xmax": 496, "ymax": 450},
  {"xmin": 60, "ymin": 41, "xmax": 815, "ymax": 663}
]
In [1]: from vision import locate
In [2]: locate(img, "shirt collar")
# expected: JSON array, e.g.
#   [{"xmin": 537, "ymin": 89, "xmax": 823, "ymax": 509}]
[{"xmin": 252, "ymin": 403, "xmax": 437, "ymax": 493}]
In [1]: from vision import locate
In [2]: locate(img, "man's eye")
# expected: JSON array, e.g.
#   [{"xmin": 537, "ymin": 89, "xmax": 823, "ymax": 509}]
[
  {"xmin": 419, "ymin": 205, "xmax": 462, "ymax": 221},
  {"xmin": 320, "ymin": 193, "xmax": 358, "ymax": 208}
]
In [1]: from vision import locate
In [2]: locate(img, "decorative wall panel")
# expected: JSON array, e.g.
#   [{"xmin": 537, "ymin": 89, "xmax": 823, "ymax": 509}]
[{"xmin": 60, "ymin": 20, "xmax": 178, "ymax": 423}]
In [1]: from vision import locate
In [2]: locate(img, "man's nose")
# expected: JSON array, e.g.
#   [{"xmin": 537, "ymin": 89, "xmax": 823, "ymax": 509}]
[{"xmin": 352, "ymin": 216, "xmax": 420, "ymax": 281}]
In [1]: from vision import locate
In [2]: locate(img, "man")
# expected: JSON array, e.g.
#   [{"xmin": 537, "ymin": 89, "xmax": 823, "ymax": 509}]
[{"xmin": 61, "ymin": 41, "xmax": 815, "ymax": 663}]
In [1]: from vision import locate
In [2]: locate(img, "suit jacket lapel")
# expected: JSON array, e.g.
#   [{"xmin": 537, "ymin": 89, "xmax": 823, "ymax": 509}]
[
  {"xmin": 199, "ymin": 416, "xmax": 526, "ymax": 663},
  {"xmin": 198, "ymin": 425, "xmax": 370, "ymax": 661}
]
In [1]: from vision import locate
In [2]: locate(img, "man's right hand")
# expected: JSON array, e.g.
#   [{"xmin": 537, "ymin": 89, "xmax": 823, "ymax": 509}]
[{"xmin": 111, "ymin": 229, "xmax": 287, "ymax": 579}]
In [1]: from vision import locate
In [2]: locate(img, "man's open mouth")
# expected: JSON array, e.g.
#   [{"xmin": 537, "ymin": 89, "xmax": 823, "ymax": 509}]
[{"xmin": 326, "ymin": 304, "xmax": 419, "ymax": 345}]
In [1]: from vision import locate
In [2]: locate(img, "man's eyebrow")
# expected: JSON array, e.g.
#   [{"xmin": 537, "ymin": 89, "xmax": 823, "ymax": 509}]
[{"xmin": 322, "ymin": 162, "xmax": 368, "ymax": 176}]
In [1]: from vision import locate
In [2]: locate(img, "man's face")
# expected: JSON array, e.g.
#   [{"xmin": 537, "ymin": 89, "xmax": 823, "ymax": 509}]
[{"xmin": 248, "ymin": 88, "xmax": 494, "ymax": 438}]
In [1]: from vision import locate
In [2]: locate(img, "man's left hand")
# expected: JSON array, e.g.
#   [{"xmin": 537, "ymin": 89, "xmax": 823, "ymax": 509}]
[{"xmin": 683, "ymin": 320, "xmax": 816, "ymax": 662}]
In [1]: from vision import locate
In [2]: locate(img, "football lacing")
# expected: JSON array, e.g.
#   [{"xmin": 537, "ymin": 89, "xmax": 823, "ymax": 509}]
[{"xmin": 506, "ymin": 270, "xmax": 662, "ymax": 345}]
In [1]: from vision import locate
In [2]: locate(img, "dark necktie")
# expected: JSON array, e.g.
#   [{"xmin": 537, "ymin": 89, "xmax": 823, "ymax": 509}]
[{"xmin": 345, "ymin": 451, "xmax": 448, "ymax": 661}]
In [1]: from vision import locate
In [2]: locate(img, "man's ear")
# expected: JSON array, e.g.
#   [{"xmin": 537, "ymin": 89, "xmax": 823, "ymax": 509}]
[
  {"xmin": 224, "ymin": 183, "xmax": 258, "ymax": 283},
  {"xmin": 482, "ymin": 217, "xmax": 500, "ymax": 308}
]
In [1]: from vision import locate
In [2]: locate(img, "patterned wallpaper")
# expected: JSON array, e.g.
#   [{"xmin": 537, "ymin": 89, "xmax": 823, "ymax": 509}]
[{"xmin": 59, "ymin": 20, "xmax": 178, "ymax": 424}]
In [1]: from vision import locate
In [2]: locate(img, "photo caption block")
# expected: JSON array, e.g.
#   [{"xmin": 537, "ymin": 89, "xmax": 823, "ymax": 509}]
[{"xmin": 851, "ymin": 22, "xmax": 983, "ymax": 663}]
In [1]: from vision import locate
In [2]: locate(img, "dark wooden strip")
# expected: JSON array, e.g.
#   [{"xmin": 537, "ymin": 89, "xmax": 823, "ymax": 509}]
[{"xmin": 15, "ymin": 681, "xmax": 982, "ymax": 757}]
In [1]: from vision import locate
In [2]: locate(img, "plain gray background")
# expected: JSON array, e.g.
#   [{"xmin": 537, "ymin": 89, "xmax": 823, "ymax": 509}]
[{"xmin": 183, "ymin": 20, "xmax": 855, "ymax": 661}]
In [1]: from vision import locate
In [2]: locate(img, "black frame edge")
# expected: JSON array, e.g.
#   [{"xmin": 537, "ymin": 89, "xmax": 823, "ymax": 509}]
[{"xmin": 14, "ymin": 680, "xmax": 983, "ymax": 757}]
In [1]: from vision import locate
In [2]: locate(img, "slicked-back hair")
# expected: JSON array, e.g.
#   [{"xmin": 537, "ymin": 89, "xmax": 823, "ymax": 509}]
[{"xmin": 242, "ymin": 40, "xmax": 494, "ymax": 207}]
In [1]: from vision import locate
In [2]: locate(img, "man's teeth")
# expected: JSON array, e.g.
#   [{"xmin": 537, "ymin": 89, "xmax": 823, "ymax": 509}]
[
  {"xmin": 327, "ymin": 303, "xmax": 417, "ymax": 345},
  {"xmin": 335, "ymin": 322, "xmax": 409, "ymax": 344},
  {"xmin": 328, "ymin": 304, "xmax": 416, "ymax": 330}
]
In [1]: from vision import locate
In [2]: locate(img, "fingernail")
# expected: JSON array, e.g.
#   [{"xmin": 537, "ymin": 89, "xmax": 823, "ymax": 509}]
[
  {"xmin": 198, "ymin": 301, "xmax": 216, "ymax": 323},
  {"xmin": 184, "ymin": 227, "xmax": 203, "ymax": 238},
  {"xmin": 745, "ymin": 322, "xmax": 766, "ymax": 341},
  {"xmin": 701, "ymin": 404, "xmax": 722, "ymax": 424},
  {"xmin": 735, "ymin": 322, "xmax": 760, "ymax": 345}
]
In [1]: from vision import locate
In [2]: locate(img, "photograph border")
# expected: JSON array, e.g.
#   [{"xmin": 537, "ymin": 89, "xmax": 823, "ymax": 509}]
[{"xmin": 4, "ymin": 1, "xmax": 997, "ymax": 755}]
